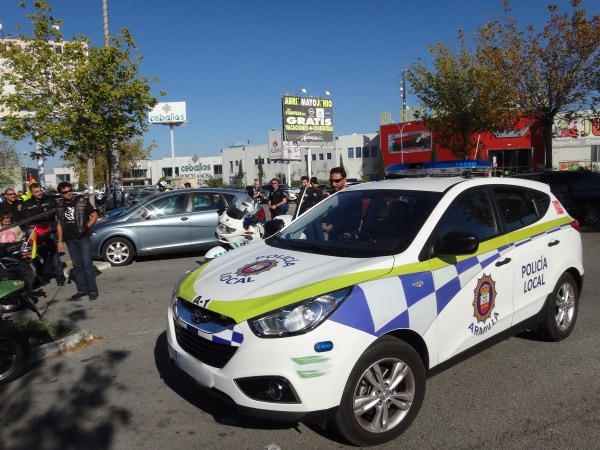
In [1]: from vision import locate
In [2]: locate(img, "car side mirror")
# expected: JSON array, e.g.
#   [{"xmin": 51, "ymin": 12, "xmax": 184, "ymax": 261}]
[{"xmin": 433, "ymin": 231, "xmax": 479, "ymax": 256}]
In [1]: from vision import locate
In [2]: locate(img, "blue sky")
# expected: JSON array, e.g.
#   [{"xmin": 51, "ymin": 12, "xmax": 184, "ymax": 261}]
[{"xmin": 1, "ymin": 0, "xmax": 591, "ymax": 171}]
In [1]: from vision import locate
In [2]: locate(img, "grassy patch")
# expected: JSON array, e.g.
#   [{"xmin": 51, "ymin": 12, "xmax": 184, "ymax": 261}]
[{"xmin": 16, "ymin": 319, "xmax": 77, "ymax": 348}]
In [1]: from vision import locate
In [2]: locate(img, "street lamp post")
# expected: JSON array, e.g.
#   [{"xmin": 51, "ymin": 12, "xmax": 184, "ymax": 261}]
[{"xmin": 397, "ymin": 122, "xmax": 412, "ymax": 163}]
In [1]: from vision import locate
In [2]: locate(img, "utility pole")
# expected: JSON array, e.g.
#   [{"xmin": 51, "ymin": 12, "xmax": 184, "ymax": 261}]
[
  {"xmin": 102, "ymin": 0, "xmax": 121, "ymax": 208},
  {"xmin": 400, "ymin": 68, "xmax": 409, "ymax": 122},
  {"xmin": 87, "ymin": 1, "xmax": 111, "ymax": 207}
]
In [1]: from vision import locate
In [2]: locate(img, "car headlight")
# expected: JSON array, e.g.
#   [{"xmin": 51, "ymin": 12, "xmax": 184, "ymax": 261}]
[
  {"xmin": 249, "ymin": 287, "xmax": 351, "ymax": 337},
  {"xmin": 172, "ymin": 270, "xmax": 193, "ymax": 300}
]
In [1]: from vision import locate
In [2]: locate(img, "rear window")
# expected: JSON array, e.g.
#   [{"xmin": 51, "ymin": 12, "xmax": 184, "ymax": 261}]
[{"xmin": 494, "ymin": 187, "xmax": 548, "ymax": 232}]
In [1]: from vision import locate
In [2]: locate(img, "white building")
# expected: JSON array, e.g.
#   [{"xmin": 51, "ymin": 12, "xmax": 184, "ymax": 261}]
[
  {"xmin": 44, "ymin": 132, "xmax": 382, "ymax": 188},
  {"xmin": 221, "ymin": 132, "xmax": 381, "ymax": 185},
  {"xmin": 551, "ymin": 113, "xmax": 600, "ymax": 170},
  {"xmin": 44, "ymin": 166, "xmax": 77, "ymax": 189}
]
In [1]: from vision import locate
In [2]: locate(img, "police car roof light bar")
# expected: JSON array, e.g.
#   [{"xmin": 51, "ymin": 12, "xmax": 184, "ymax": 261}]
[{"xmin": 384, "ymin": 159, "xmax": 492, "ymax": 179}]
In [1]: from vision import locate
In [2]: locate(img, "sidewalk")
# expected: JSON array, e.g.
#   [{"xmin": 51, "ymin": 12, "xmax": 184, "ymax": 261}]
[{"xmin": 25, "ymin": 250, "xmax": 113, "ymax": 364}]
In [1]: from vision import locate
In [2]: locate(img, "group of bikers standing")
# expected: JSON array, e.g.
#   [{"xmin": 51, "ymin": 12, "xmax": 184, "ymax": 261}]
[
  {"xmin": 0, "ymin": 183, "xmax": 99, "ymax": 301},
  {"xmin": 247, "ymin": 166, "xmax": 349, "ymax": 219}
]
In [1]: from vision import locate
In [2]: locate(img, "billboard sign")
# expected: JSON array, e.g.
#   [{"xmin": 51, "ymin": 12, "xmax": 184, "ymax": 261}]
[
  {"xmin": 268, "ymin": 130, "xmax": 283, "ymax": 160},
  {"xmin": 282, "ymin": 95, "xmax": 333, "ymax": 142},
  {"xmin": 282, "ymin": 141, "xmax": 302, "ymax": 161},
  {"xmin": 388, "ymin": 130, "xmax": 431, "ymax": 153},
  {"xmin": 149, "ymin": 101, "xmax": 187, "ymax": 124}
]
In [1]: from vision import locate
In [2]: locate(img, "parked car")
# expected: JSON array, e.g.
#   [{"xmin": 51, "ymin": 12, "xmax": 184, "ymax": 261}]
[
  {"xmin": 167, "ymin": 176, "xmax": 583, "ymax": 446},
  {"xmin": 105, "ymin": 190, "xmax": 157, "ymax": 218},
  {"xmin": 90, "ymin": 188, "xmax": 239, "ymax": 266},
  {"xmin": 345, "ymin": 178, "xmax": 362, "ymax": 186},
  {"xmin": 510, "ymin": 170, "xmax": 600, "ymax": 225}
]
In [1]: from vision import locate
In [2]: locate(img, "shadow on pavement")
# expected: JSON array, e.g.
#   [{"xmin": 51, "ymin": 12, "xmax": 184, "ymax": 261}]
[
  {"xmin": 0, "ymin": 348, "xmax": 130, "ymax": 450},
  {"xmin": 153, "ymin": 332, "xmax": 296, "ymax": 432}
]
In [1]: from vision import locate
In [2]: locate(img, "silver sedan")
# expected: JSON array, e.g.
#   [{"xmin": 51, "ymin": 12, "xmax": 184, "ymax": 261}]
[{"xmin": 90, "ymin": 188, "xmax": 240, "ymax": 266}]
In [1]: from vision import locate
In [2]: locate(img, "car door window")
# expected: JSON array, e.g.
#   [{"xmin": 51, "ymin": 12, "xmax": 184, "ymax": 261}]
[
  {"xmin": 435, "ymin": 189, "xmax": 498, "ymax": 242},
  {"xmin": 132, "ymin": 193, "xmax": 187, "ymax": 219},
  {"xmin": 494, "ymin": 188, "xmax": 541, "ymax": 232},
  {"xmin": 193, "ymin": 193, "xmax": 215, "ymax": 212}
]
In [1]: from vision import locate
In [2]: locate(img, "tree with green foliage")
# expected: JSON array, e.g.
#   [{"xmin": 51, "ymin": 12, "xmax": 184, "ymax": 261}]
[
  {"xmin": 237, "ymin": 159, "xmax": 244, "ymax": 185},
  {"xmin": 0, "ymin": 1, "xmax": 160, "ymax": 186},
  {"xmin": 407, "ymin": 30, "xmax": 516, "ymax": 158},
  {"xmin": 376, "ymin": 148, "xmax": 386, "ymax": 180},
  {"xmin": 476, "ymin": 0, "xmax": 599, "ymax": 168},
  {"xmin": 66, "ymin": 138, "xmax": 154, "ymax": 187},
  {"xmin": 257, "ymin": 157, "xmax": 264, "ymax": 182},
  {"xmin": 205, "ymin": 177, "xmax": 226, "ymax": 188},
  {"xmin": 0, "ymin": 139, "xmax": 22, "ymax": 188}
]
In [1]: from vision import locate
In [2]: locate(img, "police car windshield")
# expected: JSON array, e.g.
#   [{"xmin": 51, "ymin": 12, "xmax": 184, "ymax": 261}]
[{"xmin": 268, "ymin": 189, "xmax": 441, "ymax": 257}]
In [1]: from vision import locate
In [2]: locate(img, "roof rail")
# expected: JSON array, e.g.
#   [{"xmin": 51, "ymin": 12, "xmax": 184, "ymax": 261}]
[{"xmin": 385, "ymin": 159, "xmax": 492, "ymax": 179}]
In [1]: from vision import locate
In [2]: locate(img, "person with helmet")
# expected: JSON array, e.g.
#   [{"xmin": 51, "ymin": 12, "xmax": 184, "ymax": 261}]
[{"xmin": 158, "ymin": 180, "xmax": 170, "ymax": 192}]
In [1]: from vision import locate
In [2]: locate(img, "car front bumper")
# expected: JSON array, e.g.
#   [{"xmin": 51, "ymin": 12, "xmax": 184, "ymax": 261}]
[{"xmin": 166, "ymin": 301, "xmax": 374, "ymax": 420}]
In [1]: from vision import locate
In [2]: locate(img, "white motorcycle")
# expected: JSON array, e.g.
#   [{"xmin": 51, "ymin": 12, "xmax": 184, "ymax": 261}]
[{"xmin": 205, "ymin": 193, "xmax": 293, "ymax": 259}]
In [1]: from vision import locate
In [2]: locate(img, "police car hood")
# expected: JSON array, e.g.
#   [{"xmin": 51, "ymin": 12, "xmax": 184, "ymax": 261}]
[{"xmin": 177, "ymin": 241, "xmax": 395, "ymax": 323}]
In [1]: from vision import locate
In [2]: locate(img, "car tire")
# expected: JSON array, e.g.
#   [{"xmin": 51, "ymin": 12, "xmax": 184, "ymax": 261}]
[
  {"xmin": 538, "ymin": 272, "xmax": 578, "ymax": 341},
  {"xmin": 332, "ymin": 336, "xmax": 426, "ymax": 447},
  {"xmin": 583, "ymin": 205, "xmax": 600, "ymax": 225},
  {"xmin": 102, "ymin": 238, "xmax": 135, "ymax": 266},
  {"xmin": 0, "ymin": 323, "xmax": 30, "ymax": 385}
]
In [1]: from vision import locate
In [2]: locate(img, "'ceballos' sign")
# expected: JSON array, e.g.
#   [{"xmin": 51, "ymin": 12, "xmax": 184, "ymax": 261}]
[{"xmin": 149, "ymin": 102, "xmax": 187, "ymax": 124}]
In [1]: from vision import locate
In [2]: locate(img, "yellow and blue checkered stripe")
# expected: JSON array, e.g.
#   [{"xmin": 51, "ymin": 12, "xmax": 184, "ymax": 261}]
[{"xmin": 329, "ymin": 222, "xmax": 571, "ymax": 337}]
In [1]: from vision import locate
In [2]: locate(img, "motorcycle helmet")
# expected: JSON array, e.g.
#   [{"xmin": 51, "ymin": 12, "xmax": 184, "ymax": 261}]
[{"xmin": 158, "ymin": 180, "xmax": 168, "ymax": 190}]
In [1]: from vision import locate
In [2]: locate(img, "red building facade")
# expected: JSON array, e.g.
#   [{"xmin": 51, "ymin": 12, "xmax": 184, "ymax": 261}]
[{"xmin": 379, "ymin": 118, "xmax": 545, "ymax": 175}]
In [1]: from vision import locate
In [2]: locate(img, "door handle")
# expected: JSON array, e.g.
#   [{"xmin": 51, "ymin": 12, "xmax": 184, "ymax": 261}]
[
  {"xmin": 495, "ymin": 258, "xmax": 512, "ymax": 267},
  {"xmin": 180, "ymin": 217, "xmax": 189, "ymax": 221},
  {"xmin": 548, "ymin": 240, "xmax": 560, "ymax": 247}
]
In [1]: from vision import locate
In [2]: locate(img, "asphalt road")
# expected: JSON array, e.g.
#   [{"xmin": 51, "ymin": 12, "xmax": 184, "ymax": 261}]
[{"xmin": 1, "ymin": 229, "xmax": 599, "ymax": 449}]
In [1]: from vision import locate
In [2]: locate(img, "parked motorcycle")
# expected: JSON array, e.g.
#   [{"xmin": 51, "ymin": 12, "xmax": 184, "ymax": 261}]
[
  {"xmin": 0, "ymin": 223, "xmax": 56, "ymax": 294},
  {"xmin": 22, "ymin": 223, "xmax": 57, "ymax": 288},
  {"xmin": 0, "ymin": 259, "xmax": 40, "ymax": 318},
  {"xmin": 205, "ymin": 193, "xmax": 293, "ymax": 259},
  {"xmin": 205, "ymin": 194, "xmax": 266, "ymax": 259},
  {"xmin": 0, "ymin": 309, "xmax": 30, "ymax": 384},
  {"xmin": 0, "ymin": 262, "xmax": 42, "ymax": 384},
  {"xmin": 0, "ymin": 222, "xmax": 55, "ymax": 313}
]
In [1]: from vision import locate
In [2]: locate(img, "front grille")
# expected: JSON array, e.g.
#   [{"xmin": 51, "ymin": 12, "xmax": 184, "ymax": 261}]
[
  {"xmin": 174, "ymin": 321, "xmax": 238, "ymax": 368},
  {"xmin": 177, "ymin": 298, "xmax": 236, "ymax": 327}
]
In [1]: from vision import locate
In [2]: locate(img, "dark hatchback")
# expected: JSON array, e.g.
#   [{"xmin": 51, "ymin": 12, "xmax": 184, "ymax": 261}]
[{"xmin": 511, "ymin": 170, "xmax": 600, "ymax": 225}]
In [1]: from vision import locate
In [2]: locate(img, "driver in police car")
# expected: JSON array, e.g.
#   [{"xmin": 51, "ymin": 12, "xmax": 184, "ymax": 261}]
[{"xmin": 324, "ymin": 167, "xmax": 361, "ymax": 239}]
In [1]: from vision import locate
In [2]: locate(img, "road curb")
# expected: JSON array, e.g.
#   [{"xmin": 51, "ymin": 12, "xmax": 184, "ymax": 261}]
[{"xmin": 29, "ymin": 330, "xmax": 94, "ymax": 364}]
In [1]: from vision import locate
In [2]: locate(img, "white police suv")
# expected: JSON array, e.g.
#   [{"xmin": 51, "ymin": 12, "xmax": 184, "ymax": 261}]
[{"xmin": 167, "ymin": 174, "xmax": 583, "ymax": 446}]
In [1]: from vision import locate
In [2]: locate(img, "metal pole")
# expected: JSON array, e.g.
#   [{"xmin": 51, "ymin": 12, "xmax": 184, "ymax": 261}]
[
  {"xmin": 307, "ymin": 147, "xmax": 312, "ymax": 178},
  {"xmin": 36, "ymin": 142, "xmax": 45, "ymax": 189},
  {"xmin": 401, "ymin": 126, "xmax": 404, "ymax": 164},
  {"xmin": 103, "ymin": 0, "xmax": 121, "ymax": 207},
  {"xmin": 87, "ymin": 156, "xmax": 95, "ymax": 205},
  {"xmin": 170, "ymin": 124, "xmax": 176, "ymax": 183},
  {"xmin": 243, "ymin": 147, "xmax": 247, "ymax": 186},
  {"xmin": 399, "ymin": 122, "xmax": 412, "ymax": 164},
  {"xmin": 102, "ymin": 0, "xmax": 110, "ymax": 46}
]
